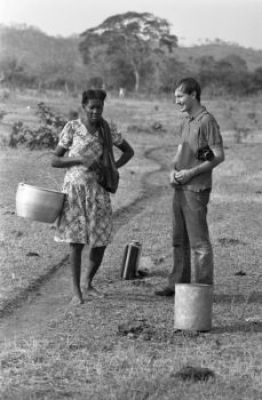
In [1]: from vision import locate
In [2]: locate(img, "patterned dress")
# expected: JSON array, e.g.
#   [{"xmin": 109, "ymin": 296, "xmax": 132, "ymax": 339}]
[{"xmin": 54, "ymin": 119, "xmax": 123, "ymax": 247}]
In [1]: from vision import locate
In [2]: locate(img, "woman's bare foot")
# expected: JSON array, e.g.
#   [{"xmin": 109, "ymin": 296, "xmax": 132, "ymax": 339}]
[
  {"xmin": 69, "ymin": 295, "xmax": 84, "ymax": 306},
  {"xmin": 70, "ymin": 286, "xmax": 84, "ymax": 305}
]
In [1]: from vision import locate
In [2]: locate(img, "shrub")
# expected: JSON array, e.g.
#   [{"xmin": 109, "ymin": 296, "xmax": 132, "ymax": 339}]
[{"xmin": 8, "ymin": 102, "xmax": 67, "ymax": 149}]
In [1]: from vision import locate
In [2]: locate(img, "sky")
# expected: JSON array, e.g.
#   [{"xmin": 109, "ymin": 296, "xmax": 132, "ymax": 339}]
[{"xmin": 1, "ymin": 0, "xmax": 262, "ymax": 50}]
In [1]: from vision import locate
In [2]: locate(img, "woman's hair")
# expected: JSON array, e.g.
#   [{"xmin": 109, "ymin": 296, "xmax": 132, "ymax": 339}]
[
  {"xmin": 176, "ymin": 77, "xmax": 201, "ymax": 102},
  {"xmin": 82, "ymin": 89, "xmax": 107, "ymax": 106}
]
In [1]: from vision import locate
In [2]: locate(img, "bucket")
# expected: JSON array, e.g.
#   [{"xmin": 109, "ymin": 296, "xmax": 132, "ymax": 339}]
[
  {"xmin": 16, "ymin": 183, "xmax": 65, "ymax": 223},
  {"xmin": 174, "ymin": 284, "xmax": 213, "ymax": 331}
]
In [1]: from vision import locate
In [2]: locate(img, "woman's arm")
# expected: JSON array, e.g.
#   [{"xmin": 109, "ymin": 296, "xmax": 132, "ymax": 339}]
[
  {"xmin": 51, "ymin": 145, "xmax": 84, "ymax": 168},
  {"xmin": 114, "ymin": 139, "xmax": 134, "ymax": 169}
]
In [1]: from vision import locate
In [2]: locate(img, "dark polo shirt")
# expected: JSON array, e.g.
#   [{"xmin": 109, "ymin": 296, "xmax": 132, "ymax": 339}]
[{"xmin": 176, "ymin": 106, "xmax": 223, "ymax": 192}]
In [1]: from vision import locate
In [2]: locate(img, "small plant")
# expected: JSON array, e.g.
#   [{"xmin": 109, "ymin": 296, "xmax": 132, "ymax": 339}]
[
  {"xmin": 0, "ymin": 109, "xmax": 7, "ymax": 121},
  {"xmin": 8, "ymin": 102, "xmax": 67, "ymax": 149},
  {"xmin": 8, "ymin": 121, "xmax": 26, "ymax": 147},
  {"xmin": 36, "ymin": 102, "xmax": 67, "ymax": 130}
]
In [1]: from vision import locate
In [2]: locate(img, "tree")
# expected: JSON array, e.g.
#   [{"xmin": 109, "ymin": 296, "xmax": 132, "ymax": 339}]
[
  {"xmin": 79, "ymin": 12, "xmax": 178, "ymax": 92},
  {"xmin": 160, "ymin": 57, "xmax": 189, "ymax": 93},
  {"xmin": 253, "ymin": 67, "xmax": 262, "ymax": 87},
  {"xmin": 195, "ymin": 54, "xmax": 250, "ymax": 95},
  {"xmin": 247, "ymin": 67, "xmax": 262, "ymax": 94},
  {"xmin": 220, "ymin": 54, "xmax": 247, "ymax": 73},
  {"xmin": 0, "ymin": 56, "xmax": 41, "ymax": 88}
]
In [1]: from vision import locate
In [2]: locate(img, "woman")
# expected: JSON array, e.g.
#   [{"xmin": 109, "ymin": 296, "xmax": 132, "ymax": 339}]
[{"xmin": 51, "ymin": 89, "xmax": 134, "ymax": 305}]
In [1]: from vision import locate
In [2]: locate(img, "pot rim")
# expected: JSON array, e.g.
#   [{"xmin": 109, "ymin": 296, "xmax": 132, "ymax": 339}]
[{"xmin": 18, "ymin": 182, "xmax": 64, "ymax": 196}]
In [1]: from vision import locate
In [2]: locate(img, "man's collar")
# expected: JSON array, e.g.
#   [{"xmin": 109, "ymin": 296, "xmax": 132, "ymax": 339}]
[{"xmin": 188, "ymin": 106, "xmax": 207, "ymax": 121}]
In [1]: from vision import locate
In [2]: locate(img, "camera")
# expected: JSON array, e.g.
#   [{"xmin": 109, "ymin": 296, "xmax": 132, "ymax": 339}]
[{"xmin": 196, "ymin": 145, "xmax": 214, "ymax": 161}]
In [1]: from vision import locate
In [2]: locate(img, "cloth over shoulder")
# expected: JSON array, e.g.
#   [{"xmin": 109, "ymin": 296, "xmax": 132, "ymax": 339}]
[{"xmin": 97, "ymin": 119, "xmax": 120, "ymax": 194}]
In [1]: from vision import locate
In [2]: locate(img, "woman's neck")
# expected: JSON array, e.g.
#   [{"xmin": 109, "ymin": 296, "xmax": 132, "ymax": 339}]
[{"xmin": 82, "ymin": 118, "xmax": 98, "ymax": 134}]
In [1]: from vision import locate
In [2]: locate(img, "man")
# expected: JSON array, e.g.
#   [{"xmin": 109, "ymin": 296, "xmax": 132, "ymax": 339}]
[{"xmin": 156, "ymin": 77, "xmax": 225, "ymax": 296}]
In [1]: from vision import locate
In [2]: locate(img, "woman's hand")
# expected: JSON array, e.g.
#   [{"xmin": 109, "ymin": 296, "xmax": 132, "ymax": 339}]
[
  {"xmin": 80, "ymin": 156, "xmax": 93, "ymax": 169},
  {"xmin": 82, "ymin": 159, "xmax": 103, "ymax": 172}
]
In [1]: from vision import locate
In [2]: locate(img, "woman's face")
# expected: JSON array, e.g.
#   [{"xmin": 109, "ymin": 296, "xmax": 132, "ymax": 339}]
[{"xmin": 83, "ymin": 99, "xmax": 104, "ymax": 124}]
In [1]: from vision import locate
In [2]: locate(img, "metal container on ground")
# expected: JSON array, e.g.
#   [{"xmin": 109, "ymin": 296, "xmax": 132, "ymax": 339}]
[
  {"xmin": 120, "ymin": 240, "xmax": 142, "ymax": 280},
  {"xmin": 16, "ymin": 183, "xmax": 65, "ymax": 223},
  {"xmin": 174, "ymin": 283, "xmax": 213, "ymax": 331}
]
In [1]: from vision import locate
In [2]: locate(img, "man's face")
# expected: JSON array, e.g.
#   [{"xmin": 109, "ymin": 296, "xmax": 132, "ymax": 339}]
[{"xmin": 174, "ymin": 86, "xmax": 195, "ymax": 113}]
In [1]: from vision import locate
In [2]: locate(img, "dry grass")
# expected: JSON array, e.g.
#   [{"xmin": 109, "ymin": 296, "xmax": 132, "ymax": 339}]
[{"xmin": 0, "ymin": 91, "xmax": 262, "ymax": 399}]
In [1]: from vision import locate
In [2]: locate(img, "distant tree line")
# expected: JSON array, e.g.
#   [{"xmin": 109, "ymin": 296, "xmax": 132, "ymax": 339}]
[
  {"xmin": 1, "ymin": 51, "xmax": 262, "ymax": 97},
  {"xmin": 0, "ymin": 14, "xmax": 262, "ymax": 96}
]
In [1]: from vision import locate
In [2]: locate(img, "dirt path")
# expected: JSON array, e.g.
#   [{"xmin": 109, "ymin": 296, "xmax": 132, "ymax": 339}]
[{"xmin": 0, "ymin": 146, "xmax": 169, "ymax": 343}]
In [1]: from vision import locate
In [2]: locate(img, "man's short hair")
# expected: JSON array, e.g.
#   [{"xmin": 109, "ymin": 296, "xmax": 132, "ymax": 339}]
[{"xmin": 176, "ymin": 77, "xmax": 201, "ymax": 102}]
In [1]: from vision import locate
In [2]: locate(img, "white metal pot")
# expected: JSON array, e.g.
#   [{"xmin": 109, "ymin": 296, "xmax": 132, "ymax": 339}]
[{"xmin": 16, "ymin": 183, "xmax": 65, "ymax": 223}]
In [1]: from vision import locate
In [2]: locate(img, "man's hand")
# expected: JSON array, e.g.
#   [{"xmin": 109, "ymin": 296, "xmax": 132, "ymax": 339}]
[
  {"xmin": 169, "ymin": 169, "xmax": 181, "ymax": 187},
  {"xmin": 174, "ymin": 169, "xmax": 194, "ymax": 184}
]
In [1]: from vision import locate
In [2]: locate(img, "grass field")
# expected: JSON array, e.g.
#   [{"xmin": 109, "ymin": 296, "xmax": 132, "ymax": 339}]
[{"xmin": 0, "ymin": 90, "xmax": 262, "ymax": 399}]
